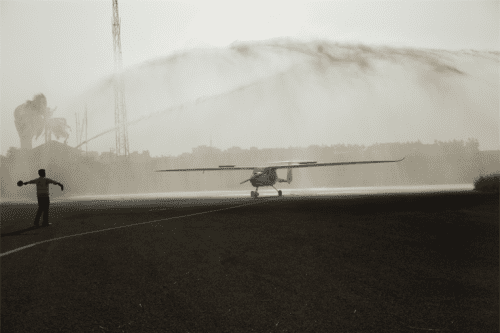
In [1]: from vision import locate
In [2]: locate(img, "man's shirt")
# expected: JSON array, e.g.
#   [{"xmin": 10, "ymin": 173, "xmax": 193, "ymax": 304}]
[{"xmin": 26, "ymin": 177, "xmax": 58, "ymax": 197}]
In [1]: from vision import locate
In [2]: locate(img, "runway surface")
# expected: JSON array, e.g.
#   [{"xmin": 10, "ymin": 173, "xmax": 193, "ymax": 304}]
[
  {"xmin": 1, "ymin": 183, "xmax": 497, "ymax": 332},
  {"xmin": 0, "ymin": 183, "xmax": 474, "ymax": 205}
]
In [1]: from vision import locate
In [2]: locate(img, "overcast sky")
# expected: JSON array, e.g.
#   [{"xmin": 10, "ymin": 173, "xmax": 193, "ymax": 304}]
[{"xmin": 1, "ymin": 0, "xmax": 499, "ymax": 155}]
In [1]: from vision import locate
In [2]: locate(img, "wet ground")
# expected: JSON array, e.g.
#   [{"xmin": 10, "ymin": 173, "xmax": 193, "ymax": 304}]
[
  {"xmin": 1, "ymin": 186, "xmax": 497, "ymax": 332},
  {"xmin": 0, "ymin": 184, "xmax": 475, "ymax": 204}
]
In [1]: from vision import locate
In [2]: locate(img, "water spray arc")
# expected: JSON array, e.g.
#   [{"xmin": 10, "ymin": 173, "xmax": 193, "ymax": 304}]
[
  {"xmin": 112, "ymin": 0, "xmax": 129, "ymax": 157},
  {"xmin": 74, "ymin": 41, "xmax": 497, "ymax": 152},
  {"xmin": 74, "ymin": 66, "xmax": 299, "ymax": 150}
]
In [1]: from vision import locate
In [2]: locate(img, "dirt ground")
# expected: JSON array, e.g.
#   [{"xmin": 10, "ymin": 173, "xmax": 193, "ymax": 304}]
[{"xmin": 1, "ymin": 191, "xmax": 498, "ymax": 332}]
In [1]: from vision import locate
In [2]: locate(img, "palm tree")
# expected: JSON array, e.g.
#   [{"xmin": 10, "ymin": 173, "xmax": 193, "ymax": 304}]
[
  {"xmin": 14, "ymin": 94, "xmax": 71, "ymax": 150},
  {"xmin": 43, "ymin": 106, "xmax": 71, "ymax": 144},
  {"xmin": 14, "ymin": 94, "xmax": 47, "ymax": 150}
]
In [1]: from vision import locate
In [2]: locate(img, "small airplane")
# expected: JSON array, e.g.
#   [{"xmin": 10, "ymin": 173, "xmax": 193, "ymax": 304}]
[{"xmin": 156, "ymin": 157, "xmax": 405, "ymax": 198}]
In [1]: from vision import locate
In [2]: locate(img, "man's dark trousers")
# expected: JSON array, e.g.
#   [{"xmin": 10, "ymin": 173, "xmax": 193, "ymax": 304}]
[{"xmin": 34, "ymin": 196, "xmax": 50, "ymax": 226}]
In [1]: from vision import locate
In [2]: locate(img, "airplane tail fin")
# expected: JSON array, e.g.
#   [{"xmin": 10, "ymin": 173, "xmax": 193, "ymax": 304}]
[{"xmin": 277, "ymin": 163, "xmax": 293, "ymax": 184}]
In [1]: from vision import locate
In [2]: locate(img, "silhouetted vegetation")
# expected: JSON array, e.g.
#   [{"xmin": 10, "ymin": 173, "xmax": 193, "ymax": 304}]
[
  {"xmin": 1, "ymin": 138, "xmax": 498, "ymax": 198},
  {"xmin": 474, "ymin": 173, "xmax": 500, "ymax": 193}
]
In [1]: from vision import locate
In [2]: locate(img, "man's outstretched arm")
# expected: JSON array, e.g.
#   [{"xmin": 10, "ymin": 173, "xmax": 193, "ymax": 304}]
[
  {"xmin": 48, "ymin": 178, "xmax": 64, "ymax": 191},
  {"xmin": 23, "ymin": 179, "xmax": 37, "ymax": 185}
]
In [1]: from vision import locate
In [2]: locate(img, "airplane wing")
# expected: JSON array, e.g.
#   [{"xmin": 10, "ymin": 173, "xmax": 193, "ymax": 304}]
[
  {"xmin": 155, "ymin": 166, "xmax": 258, "ymax": 172},
  {"xmin": 268, "ymin": 157, "xmax": 405, "ymax": 169},
  {"xmin": 155, "ymin": 158, "xmax": 404, "ymax": 172}
]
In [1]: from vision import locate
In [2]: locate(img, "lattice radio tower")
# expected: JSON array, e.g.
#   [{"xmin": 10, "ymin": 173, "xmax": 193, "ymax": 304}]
[
  {"xmin": 75, "ymin": 106, "xmax": 88, "ymax": 153},
  {"xmin": 112, "ymin": 0, "xmax": 129, "ymax": 157}
]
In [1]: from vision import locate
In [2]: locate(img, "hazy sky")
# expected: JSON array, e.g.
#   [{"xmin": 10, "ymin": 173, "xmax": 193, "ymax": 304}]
[{"xmin": 1, "ymin": 0, "xmax": 499, "ymax": 156}]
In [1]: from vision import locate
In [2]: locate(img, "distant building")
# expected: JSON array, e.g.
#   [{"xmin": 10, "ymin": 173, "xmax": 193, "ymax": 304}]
[
  {"xmin": 130, "ymin": 150, "xmax": 151, "ymax": 162},
  {"xmin": 85, "ymin": 151, "xmax": 99, "ymax": 160},
  {"xmin": 226, "ymin": 146, "xmax": 242, "ymax": 154},
  {"xmin": 29, "ymin": 140, "xmax": 83, "ymax": 165},
  {"xmin": 192, "ymin": 145, "xmax": 220, "ymax": 155},
  {"xmin": 99, "ymin": 151, "xmax": 116, "ymax": 164},
  {"xmin": 130, "ymin": 151, "xmax": 139, "ymax": 160}
]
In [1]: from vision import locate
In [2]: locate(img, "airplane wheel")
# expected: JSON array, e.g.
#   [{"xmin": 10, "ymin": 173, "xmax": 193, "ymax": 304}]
[
  {"xmin": 278, "ymin": 190, "xmax": 282, "ymax": 197},
  {"xmin": 255, "ymin": 192, "xmax": 259, "ymax": 198},
  {"xmin": 251, "ymin": 191, "xmax": 254, "ymax": 198}
]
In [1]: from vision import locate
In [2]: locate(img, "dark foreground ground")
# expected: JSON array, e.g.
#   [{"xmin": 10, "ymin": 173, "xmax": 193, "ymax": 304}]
[{"xmin": 1, "ymin": 191, "xmax": 498, "ymax": 332}]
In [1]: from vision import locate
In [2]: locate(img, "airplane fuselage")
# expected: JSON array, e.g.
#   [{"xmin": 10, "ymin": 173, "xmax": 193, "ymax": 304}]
[{"xmin": 250, "ymin": 168, "xmax": 279, "ymax": 187}]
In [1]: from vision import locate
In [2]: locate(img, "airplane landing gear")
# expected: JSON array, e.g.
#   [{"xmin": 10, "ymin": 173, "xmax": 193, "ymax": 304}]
[
  {"xmin": 272, "ymin": 185, "xmax": 283, "ymax": 197},
  {"xmin": 251, "ymin": 187, "xmax": 259, "ymax": 198}
]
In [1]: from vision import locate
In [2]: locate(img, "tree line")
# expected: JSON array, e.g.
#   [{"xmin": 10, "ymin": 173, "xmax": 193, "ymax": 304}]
[{"xmin": 2, "ymin": 138, "xmax": 498, "ymax": 200}]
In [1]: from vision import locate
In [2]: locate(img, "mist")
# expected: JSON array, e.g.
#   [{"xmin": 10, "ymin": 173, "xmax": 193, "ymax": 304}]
[
  {"xmin": 64, "ymin": 39, "xmax": 499, "ymax": 156},
  {"xmin": 2, "ymin": 39, "xmax": 499, "ymax": 199}
]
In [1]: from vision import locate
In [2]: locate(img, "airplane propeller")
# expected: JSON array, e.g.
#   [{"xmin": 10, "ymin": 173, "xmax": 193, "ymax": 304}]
[
  {"xmin": 240, "ymin": 173, "xmax": 259, "ymax": 184},
  {"xmin": 240, "ymin": 169, "xmax": 269, "ymax": 184}
]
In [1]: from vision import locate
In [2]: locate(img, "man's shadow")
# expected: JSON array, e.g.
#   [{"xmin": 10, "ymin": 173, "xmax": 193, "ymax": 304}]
[{"xmin": 1, "ymin": 226, "xmax": 39, "ymax": 237}]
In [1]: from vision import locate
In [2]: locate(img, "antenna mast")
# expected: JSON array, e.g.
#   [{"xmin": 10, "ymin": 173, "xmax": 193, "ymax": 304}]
[
  {"xmin": 112, "ymin": 0, "xmax": 129, "ymax": 157},
  {"xmin": 85, "ymin": 105, "xmax": 88, "ymax": 155},
  {"xmin": 75, "ymin": 111, "xmax": 86, "ymax": 151}
]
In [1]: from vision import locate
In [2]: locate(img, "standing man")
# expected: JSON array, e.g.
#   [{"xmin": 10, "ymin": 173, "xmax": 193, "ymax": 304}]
[{"xmin": 22, "ymin": 169, "xmax": 64, "ymax": 227}]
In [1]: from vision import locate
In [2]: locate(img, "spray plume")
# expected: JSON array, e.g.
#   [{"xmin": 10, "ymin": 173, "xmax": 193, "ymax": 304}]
[{"xmin": 68, "ymin": 40, "xmax": 498, "ymax": 154}]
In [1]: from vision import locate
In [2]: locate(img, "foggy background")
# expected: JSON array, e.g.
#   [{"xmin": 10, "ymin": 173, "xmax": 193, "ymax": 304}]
[
  {"xmin": 1, "ymin": 0, "xmax": 499, "ymax": 199},
  {"xmin": 66, "ymin": 41, "xmax": 499, "ymax": 155}
]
